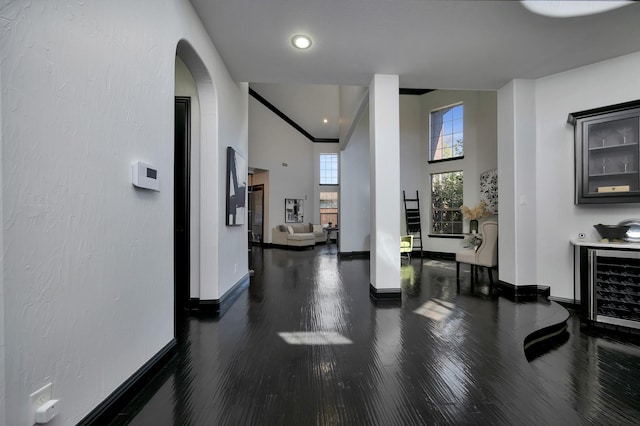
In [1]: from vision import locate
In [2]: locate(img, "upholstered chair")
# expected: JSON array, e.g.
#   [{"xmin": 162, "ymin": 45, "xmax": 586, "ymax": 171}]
[
  {"xmin": 400, "ymin": 235, "xmax": 414, "ymax": 263},
  {"xmin": 456, "ymin": 221, "xmax": 498, "ymax": 292}
]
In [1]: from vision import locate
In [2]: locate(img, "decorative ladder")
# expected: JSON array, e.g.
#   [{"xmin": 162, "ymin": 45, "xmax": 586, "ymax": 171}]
[{"xmin": 403, "ymin": 190, "xmax": 424, "ymax": 258}]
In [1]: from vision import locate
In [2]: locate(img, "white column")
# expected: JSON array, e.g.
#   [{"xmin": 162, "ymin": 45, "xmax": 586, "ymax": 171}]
[
  {"xmin": 497, "ymin": 79, "xmax": 538, "ymax": 288},
  {"xmin": 369, "ymin": 74, "xmax": 401, "ymax": 299}
]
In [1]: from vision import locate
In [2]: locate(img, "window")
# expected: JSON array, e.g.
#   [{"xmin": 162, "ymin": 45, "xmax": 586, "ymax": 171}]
[
  {"xmin": 320, "ymin": 153, "xmax": 339, "ymax": 185},
  {"xmin": 320, "ymin": 191, "xmax": 338, "ymax": 226},
  {"xmin": 431, "ymin": 171, "xmax": 463, "ymax": 234},
  {"xmin": 430, "ymin": 104, "xmax": 463, "ymax": 162}
]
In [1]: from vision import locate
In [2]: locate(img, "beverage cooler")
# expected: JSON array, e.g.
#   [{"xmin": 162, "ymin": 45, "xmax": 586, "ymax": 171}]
[{"xmin": 588, "ymin": 249, "xmax": 640, "ymax": 330}]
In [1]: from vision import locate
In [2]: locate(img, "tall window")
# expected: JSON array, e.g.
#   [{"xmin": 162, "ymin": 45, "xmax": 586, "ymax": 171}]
[
  {"xmin": 320, "ymin": 153, "xmax": 339, "ymax": 185},
  {"xmin": 431, "ymin": 171, "xmax": 463, "ymax": 234},
  {"xmin": 430, "ymin": 103, "xmax": 463, "ymax": 162},
  {"xmin": 320, "ymin": 191, "xmax": 338, "ymax": 226}
]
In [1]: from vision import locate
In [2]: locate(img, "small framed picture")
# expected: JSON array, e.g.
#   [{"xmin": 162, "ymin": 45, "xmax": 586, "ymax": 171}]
[{"xmin": 285, "ymin": 198, "xmax": 304, "ymax": 223}]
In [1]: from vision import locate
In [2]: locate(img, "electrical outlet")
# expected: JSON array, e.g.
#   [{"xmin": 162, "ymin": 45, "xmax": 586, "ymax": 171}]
[{"xmin": 29, "ymin": 383, "xmax": 52, "ymax": 425}]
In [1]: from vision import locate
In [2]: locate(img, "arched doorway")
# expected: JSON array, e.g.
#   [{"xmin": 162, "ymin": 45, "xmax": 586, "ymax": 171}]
[{"xmin": 174, "ymin": 39, "xmax": 218, "ymax": 336}]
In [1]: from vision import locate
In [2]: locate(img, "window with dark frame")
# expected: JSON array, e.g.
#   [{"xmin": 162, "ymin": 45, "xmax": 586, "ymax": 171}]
[
  {"xmin": 431, "ymin": 171, "xmax": 463, "ymax": 235},
  {"xmin": 430, "ymin": 104, "xmax": 464, "ymax": 162},
  {"xmin": 320, "ymin": 153, "xmax": 339, "ymax": 185}
]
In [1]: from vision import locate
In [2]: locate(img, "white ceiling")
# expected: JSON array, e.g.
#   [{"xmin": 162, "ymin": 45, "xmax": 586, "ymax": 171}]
[
  {"xmin": 250, "ymin": 83, "xmax": 341, "ymax": 139},
  {"xmin": 190, "ymin": 0, "xmax": 640, "ymax": 139}
]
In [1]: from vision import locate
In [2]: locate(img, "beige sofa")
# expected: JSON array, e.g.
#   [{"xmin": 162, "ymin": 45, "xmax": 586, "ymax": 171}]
[{"xmin": 272, "ymin": 223, "xmax": 326, "ymax": 247}]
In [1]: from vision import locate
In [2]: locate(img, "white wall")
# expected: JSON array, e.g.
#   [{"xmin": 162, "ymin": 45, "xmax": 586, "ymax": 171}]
[
  {"xmin": 0, "ymin": 1, "xmax": 247, "ymax": 424},
  {"xmin": 421, "ymin": 90, "xmax": 498, "ymax": 253},
  {"xmin": 533, "ymin": 51, "xmax": 640, "ymax": 299},
  {"xmin": 400, "ymin": 95, "xmax": 423, "ymax": 234},
  {"xmin": 340, "ymin": 107, "xmax": 371, "ymax": 253},
  {"xmin": 175, "ymin": 56, "xmax": 202, "ymax": 300},
  {"xmin": 497, "ymin": 82, "xmax": 517, "ymax": 285},
  {"xmin": 339, "ymin": 85, "xmax": 369, "ymax": 146},
  {"xmin": 176, "ymin": 38, "xmax": 249, "ymax": 301},
  {"xmin": 369, "ymin": 74, "xmax": 401, "ymax": 290},
  {"xmin": 338, "ymin": 90, "xmax": 497, "ymax": 255},
  {"xmin": 248, "ymin": 97, "xmax": 314, "ymax": 242},
  {"xmin": 0, "ymin": 49, "xmax": 5, "ymax": 426},
  {"xmin": 497, "ymin": 80, "xmax": 538, "ymax": 287}
]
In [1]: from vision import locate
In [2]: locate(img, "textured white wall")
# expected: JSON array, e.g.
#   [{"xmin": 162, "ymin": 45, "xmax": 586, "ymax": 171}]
[
  {"xmin": 248, "ymin": 97, "xmax": 314, "ymax": 243},
  {"xmin": 533, "ymin": 51, "xmax": 640, "ymax": 299},
  {"xmin": 0, "ymin": 1, "xmax": 247, "ymax": 424}
]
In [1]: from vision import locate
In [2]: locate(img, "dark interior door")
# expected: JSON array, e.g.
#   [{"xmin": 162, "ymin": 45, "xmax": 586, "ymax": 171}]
[
  {"xmin": 174, "ymin": 97, "xmax": 190, "ymax": 335},
  {"xmin": 249, "ymin": 184, "xmax": 264, "ymax": 244}
]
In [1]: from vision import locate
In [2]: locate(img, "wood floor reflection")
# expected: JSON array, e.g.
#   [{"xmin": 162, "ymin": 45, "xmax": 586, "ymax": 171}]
[{"xmin": 110, "ymin": 245, "xmax": 640, "ymax": 425}]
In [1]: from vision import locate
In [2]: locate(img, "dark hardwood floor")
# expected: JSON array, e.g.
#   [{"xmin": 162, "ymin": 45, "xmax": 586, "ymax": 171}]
[{"xmin": 109, "ymin": 245, "xmax": 640, "ymax": 425}]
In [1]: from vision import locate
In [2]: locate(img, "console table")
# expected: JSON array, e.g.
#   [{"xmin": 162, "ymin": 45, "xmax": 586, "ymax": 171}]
[{"xmin": 326, "ymin": 227, "xmax": 339, "ymax": 244}]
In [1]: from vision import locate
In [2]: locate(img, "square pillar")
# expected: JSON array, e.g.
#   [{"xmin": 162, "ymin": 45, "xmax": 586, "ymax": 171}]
[
  {"xmin": 497, "ymin": 79, "xmax": 538, "ymax": 294},
  {"xmin": 369, "ymin": 74, "xmax": 401, "ymax": 300}
]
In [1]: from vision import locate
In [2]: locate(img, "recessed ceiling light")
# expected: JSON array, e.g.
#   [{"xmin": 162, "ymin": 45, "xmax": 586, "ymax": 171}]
[
  {"xmin": 291, "ymin": 34, "xmax": 312, "ymax": 50},
  {"xmin": 520, "ymin": 1, "xmax": 633, "ymax": 18},
  {"xmin": 323, "ymin": 118, "xmax": 328, "ymax": 124}
]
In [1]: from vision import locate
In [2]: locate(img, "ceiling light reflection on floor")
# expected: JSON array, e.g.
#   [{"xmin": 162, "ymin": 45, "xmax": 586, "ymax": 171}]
[
  {"xmin": 278, "ymin": 331, "xmax": 353, "ymax": 345},
  {"xmin": 414, "ymin": 299, "xmax": 455, "ymax": 321},
  {"xmin": 423, "ymin": 260, "xmax": 456, "ymax": 271}
]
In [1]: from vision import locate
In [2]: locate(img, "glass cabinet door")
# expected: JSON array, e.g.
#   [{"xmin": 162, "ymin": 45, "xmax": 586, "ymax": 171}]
[
  {"xmin": 584, "ymin": 116, "xmax": 639, "ymax": 196},
  {"xmin": 570, "ymin": 101, "xmax": 640, "ymax": 204}
]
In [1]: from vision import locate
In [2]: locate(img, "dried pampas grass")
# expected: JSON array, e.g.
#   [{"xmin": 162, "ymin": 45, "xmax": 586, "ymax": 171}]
[{"xmin": 460, "ymin": 202, "xmax": 490, "ymax": 220}]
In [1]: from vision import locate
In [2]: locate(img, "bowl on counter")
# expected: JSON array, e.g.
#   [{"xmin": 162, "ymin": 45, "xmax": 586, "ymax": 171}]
[
  {"xmin": 594, "ymin": 224, "xmax": 630, "ymax": 240},
  {"xmin": 617, "ymin": 219, "xmax": 640, "ymax": 243}
]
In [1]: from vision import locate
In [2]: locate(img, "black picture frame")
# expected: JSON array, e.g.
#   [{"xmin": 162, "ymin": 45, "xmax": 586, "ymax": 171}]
[
  {"xmin": 284, "ymin": 198, "xmax": 304, "ymax": 223},
  {"xmin": 226, "ymin": 147, "xmax": 247, "ymax": 226}
]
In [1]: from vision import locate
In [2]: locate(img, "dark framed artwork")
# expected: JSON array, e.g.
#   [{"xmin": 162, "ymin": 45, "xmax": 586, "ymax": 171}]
[
  {"xmin": 226, "ymin": 146, "xmax": 247, "ymax": 226},
  {"xmin": 285, "ymin": 198, "xmax": 304, "ymax": 223}
]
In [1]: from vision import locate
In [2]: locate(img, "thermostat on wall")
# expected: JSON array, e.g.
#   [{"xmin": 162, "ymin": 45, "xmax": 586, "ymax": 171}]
[{"xmin": 132, "ymin": 161, "xmax": 160, "ymax": 191}]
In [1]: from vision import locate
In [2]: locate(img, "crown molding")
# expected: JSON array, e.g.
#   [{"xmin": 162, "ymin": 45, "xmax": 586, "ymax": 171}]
[{"xmin": 249, "ymin": 88, "xmax": 339, "ymax": 143}]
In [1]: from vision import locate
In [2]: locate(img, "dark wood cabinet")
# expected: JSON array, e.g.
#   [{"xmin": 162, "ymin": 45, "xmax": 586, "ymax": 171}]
[{"xmin": 569, "ymin": 100, "xmax": 640, "ymax": 204}]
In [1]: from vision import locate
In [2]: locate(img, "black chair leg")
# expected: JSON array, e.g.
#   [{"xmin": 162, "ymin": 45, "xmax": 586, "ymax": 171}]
[
  {"xmin": 470, "ymin": 265, "xmax": 475, "ymax": 292},
  {"xmin": 488, "ymin": 267, "xmax": 494, "ymax": 292},
  {"xmin": 456, "ymin": 262, "xmax": 460, "ymax": 293}
]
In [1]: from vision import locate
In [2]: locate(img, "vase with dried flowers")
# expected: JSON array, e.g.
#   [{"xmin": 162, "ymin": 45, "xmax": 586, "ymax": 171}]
[{"xmin": 460, "ymin": 202, "xmax": 489, "ymax": 233}]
